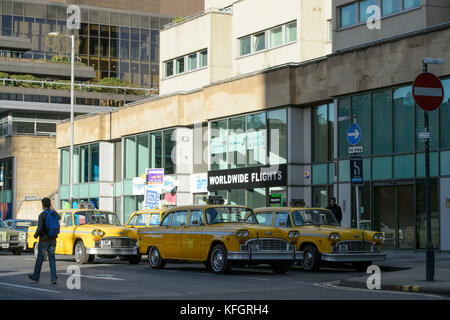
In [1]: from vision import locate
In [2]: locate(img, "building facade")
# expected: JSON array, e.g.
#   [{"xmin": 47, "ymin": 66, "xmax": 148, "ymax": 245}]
[{"xmin": 56, "ymin": 0, "xmax": 450, "ymax": 251}]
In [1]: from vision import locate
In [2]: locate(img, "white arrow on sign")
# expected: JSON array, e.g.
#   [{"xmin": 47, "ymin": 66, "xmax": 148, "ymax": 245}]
[{"xmin": 348, "ymin": 130, "xmax": 360, "ymax": 139}]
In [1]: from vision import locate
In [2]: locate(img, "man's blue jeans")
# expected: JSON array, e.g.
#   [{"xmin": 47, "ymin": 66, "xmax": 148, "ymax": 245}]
[{"xmin": 32, "ymin": 240, "xmax": 57, "ymax": 281}]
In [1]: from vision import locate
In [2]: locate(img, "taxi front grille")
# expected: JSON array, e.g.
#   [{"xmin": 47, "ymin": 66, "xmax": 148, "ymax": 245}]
[
  {"xmin": 95, "ymin": 237, "xmax": 137, "ymax": 248},
  {"xmin": 333, "ymin": 240, "xmax": 374, "ymax": 253},
  {"xmin": 240, "ymin": 239, "xmax": 291, "ymax": 252},
  {"xmin": 9, "ymin": 235, "xmax": 18, "ymax": 242}
]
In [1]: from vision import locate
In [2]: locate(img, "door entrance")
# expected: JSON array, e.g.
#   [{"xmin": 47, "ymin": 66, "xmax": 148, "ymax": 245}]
[{"xmin": 374, "ymin": 184, "xmax": 415, "ymax": 249}]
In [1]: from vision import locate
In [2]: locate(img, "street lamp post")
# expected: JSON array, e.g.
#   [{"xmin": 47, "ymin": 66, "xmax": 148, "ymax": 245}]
[{"xmin": 49, "ymin": 32, "xmax": 75, "ymax": 208}]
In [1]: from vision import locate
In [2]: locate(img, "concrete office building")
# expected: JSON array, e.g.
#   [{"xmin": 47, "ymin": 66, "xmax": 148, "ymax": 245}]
[
  {"xmin": 0, "ymin": 0, "xmax": 203, "ymax": 219},
  {"xmin": 56, "ymin": 0, "xmax": 450, "ymax": 251}
]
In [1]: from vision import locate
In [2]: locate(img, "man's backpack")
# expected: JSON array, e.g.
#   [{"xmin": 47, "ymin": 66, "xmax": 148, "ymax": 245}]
[{"xmin": 45, "ymin": 210, "xmax": 60, "ymax": 238}]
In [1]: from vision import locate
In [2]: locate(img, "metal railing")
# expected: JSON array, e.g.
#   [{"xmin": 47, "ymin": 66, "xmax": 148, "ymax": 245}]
[{"xmin": 0, "ymin": 77, "xmax": 158, "ymax": 95}]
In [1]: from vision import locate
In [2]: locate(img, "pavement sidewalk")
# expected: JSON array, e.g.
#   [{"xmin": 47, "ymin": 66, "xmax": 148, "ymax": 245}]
[{"xmin": 338, "ymin": 250, "xmax": 450, "ymax": 297}]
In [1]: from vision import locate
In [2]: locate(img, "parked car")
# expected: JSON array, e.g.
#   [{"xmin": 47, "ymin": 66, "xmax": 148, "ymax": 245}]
[
  {"xmin": 27, "ymin": 209, "xmax": 141, "ymax": 264},
  {"xmin": 138, "ymin": 205, "xmax": 300, "ymax": 274},
  {"xmin": 5, "ymin": 219, "xmax": 38, "ymax": 252},
  {"xmin": 125, "ymin": 209, "xmax": 166, "ymax": 229},
  {"xmin": 251, "ymin": 207, "xmax": 386, "ymax": 271},
  {"xmin": 0, "ymin": 219, "xmax": 27, "ymax": 255}
]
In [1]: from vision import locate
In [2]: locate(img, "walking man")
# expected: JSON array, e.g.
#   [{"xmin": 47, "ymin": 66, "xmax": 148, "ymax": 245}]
[
  {"xmin": 29, "ymin": 198, "xmax": 61, "ymax": 284},
  {"xmin": 326, "ymin": 197, "xmax": 343, "ymax": 226}
]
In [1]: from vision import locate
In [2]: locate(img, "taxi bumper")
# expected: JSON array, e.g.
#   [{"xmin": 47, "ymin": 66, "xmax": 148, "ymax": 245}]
[
  {"xmin": 86, "ymin": 247, "xmax": 138, "ymax": 255},
  {"xmin": 228, "ymin": 250, "xmax": 303, "ymax": 261},
  {"xmin": 321, "ymin": 252, "xmax": 387, "ymax": 262}
]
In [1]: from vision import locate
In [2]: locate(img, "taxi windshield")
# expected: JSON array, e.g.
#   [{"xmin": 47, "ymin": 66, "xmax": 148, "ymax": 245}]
[
  {"xmin": 205, "ymin": 207, "xmax": 257, "ymax": 224},
  {"xmin": 292, "ymin": 209, "xmax": 339, "ymax": 227},
  {"xmin": 74, "ymin": 211, "xmax": 121, "ymax": 226}
]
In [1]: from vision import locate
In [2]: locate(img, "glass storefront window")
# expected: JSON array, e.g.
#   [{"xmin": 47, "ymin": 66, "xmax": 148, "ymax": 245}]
[
  {"xmin": 312, "ymin": 104, "xmax": 329, "ymax": 162},
  {"xmin": 268, "ymin": 109, "xmax": 287, "ymax": 165},
  {"xmin": 137, "ymin": 134, "xmax": 149, "ymax": 176},
  {"xmin": 352, "ymin": 94, "xmax": 371, "ymax": 156},
  {"xmin": 393, "ymin": 86, "xmax": 415, "ymax": 154},
  {"xmin": 247, "ymin": 113, "xmax": 266, "ymax": 166},
  {"xmin": 312, "ymin": 164, "xmax": 328, "ymax": 185},
  {"xmin": 416, "ymin": 152, "xmax": 439, "ymax": 177},
  {"xmin": 247, "ymin": 188, "xmax": 266, "ymax": 208},
  {"xmin": 372, "ymin": 90, "xmax": 392, "ymax": 155},
  {"xmin": 150, "ymin": 132, "xmax": 162, "ymax": 169},
  {"xmin": 61, "ymin": 148, "xmax": 70, "ymax": 185},
  {"xmin": 164, "ymin": 130, "xmax": 176, "ymax": 175},
  {"xmin": 124, "ymin": 137, "xmax": 136, "ymax": 179},
  {"xmin": 439, "ymin": 79, "xmax": 450, "ymax": 149},
  {"xmin": 80, "ymin": 145, "xmax": 89, "ymax": 183},
  {"xmin": 228, "ymin": 116, "xmax": 246, "ymax": 169},
  {"xmin": 338, "ymin": 97, "xmax": 350, "ymax": 159},
  {"xmin": 211, "ymin": 120, "xmax": 228, "ymax": 170},
  {"xmin": 229, "ymin": 189, "xmax": 246, "ymax": 206},
  {"xmin": 416, "ymin": 179, "xmax": 439, "ymax": 249},
  {"xmin": 90, "ymin": 144, "xmax": 99, "ymax": 182},
  {"xmin": 393, "ymin": 154, "xmax": 414, "ymax": 179},
  {"xmin": 372, "ymin": 156, "xmax": 392, "ymax": 180}
]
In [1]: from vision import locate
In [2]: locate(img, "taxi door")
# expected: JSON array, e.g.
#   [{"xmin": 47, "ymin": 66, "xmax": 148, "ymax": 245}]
[
  {"xmin": 58, "ymin": 212, "xmax": 76, "ymax": 255},
  {"xmin": 181, "ymin": 209, "xmax": 204, "ymax": 260},
  {"xmin": 164, "ymin": 210, "xmax": 188, "ymax": 259}
]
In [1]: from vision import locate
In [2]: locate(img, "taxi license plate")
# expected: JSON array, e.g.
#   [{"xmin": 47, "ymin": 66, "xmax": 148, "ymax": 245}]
[
  {"xmin": 101, "ymin": 240, "xmax": 111, "ymax": 248},
  {"xmin": 1, "ymin": 243, "xmax": 9, "ymax": 249}
]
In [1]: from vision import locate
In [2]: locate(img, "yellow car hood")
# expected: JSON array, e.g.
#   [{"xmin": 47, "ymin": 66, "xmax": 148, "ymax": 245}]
[{"xmin": 76, "ymin": 224, "xmax": 138, "ymax": 238}]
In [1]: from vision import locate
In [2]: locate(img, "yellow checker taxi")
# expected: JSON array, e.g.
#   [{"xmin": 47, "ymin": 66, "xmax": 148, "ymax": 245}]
[
  {"xmin": 138, "ymin": 205, "xmax": 301, "ymax": 274},
  {"xmin": 28, "ymin": 209, "xmax": 141, "ymax": 264},
  {"xmin": 251, "ymin": 207, "xmax": 386, "ymax": 271},
  {"xmin": 125, "ymin": 209, "xmax": 166, "ymax": 229}
]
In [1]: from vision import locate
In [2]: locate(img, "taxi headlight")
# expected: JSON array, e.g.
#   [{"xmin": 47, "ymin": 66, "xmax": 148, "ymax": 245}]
[
  {"xmin": 92, "ymin": 230, "xmax": 105, "ymax": 237},
  {"xmin": 373, "ymin": 233, "xmax": 383, "ymax": 241},
  {"xmin": 19, "ymin": 233, "xmax": 26, "ymax": 241},
  {"xmin": 288, "ymin": 231, "xmax": 299, "ymax": 238},
  {"xmin": 329, "ymin": 233, "xmax": 340, "ymax": 240},
  {"xmin": 236, "ymin": 230, "xmax": 249, "ymax": 238}
]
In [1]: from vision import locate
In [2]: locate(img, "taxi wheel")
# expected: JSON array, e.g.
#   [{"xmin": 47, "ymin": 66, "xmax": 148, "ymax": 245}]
[
  {"xmin": 270, "ymin": 262, "xmax": 291, "ymax": 274},
  {"xmin": 74, "ymin": 241, "xmax": 90, "ymax": 264},
  {"xmin": 210, "ymin": 244, "xmax": 231, "ymax": 274},
  {"xmin": 148, "ymin": 247, "xmax": 166, "ymax": 269},
  {"xmin": 34, "ymin": 243, "xmax": 48, "ymax": 261},
  {"xmin": 302, "ymin": 244, "xmax": 320, "ymax": 272}
]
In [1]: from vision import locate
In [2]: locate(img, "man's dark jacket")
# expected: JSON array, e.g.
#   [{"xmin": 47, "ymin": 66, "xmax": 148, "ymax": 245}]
[
  {"xmin": 326, "ymin": 204, "xmax": 342, "ymax": 225},
  {"xmin": 34, "ymin": 209, "xmax": 61, "ymax": 242}
]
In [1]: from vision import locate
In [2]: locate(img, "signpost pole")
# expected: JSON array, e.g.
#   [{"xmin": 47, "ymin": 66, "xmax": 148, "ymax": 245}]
[{"xmin": 422, "ymin": 61, "xmax": 434, "ymax": 282}]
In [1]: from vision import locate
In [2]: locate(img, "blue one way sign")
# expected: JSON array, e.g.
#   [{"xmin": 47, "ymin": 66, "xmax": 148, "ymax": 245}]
[{"xmin": 347, "ymin": 123, "xmax": 361, "ymax": 145}]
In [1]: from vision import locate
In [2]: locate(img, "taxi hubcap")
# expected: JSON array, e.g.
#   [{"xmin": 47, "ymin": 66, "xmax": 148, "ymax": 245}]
[
  {"xmin": 75, "ymin": 244, "xmax": 82, "ymax": 262},
  {"xmin": 150, "ymin": 248, "xmax": 159, "ymax": 265},
  {"xmin": 304, "ymin": 252, "xmax": 313, "ymax": 268},
  {"xmin": 212, "ymin": 250, "xmax": 224, "ymax": 271}
]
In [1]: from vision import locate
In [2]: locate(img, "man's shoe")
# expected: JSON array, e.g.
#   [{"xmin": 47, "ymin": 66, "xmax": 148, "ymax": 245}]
[
  {"xmin": 51, "ymin": 279, "xmax": 57, "ymax": 284},
  {"xmin": 28, "ymin": 275, "xmax": 39, "ymax": 282}
]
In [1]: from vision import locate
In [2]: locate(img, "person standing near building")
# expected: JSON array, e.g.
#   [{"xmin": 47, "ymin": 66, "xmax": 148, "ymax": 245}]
[
  {"xmin": 29, "ymin": 198, "xmax": 61, "ymax": 284},
  {"xmin": 326, "ymin": 197, "xmax": 342, "ymax": 226}
]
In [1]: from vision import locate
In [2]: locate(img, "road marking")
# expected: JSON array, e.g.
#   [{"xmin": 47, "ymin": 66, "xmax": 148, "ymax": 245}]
[
  {"xmin": 0, "ymin": 281, "xmax": 61, "ymax": 293},
  {"xmin": 315, "ymin": 281, "xmax": 444, "ymax": 299},
  {"xmin": 237, "ymin": 277, "xmax": 271, "ymax": 281},
  {"xmin": 126, "ymin": 267, "xmax": 145, "ymax": 270},
  {"xmin": 57, "ymin": 272, "xmax": 124, "ymax": 281}
]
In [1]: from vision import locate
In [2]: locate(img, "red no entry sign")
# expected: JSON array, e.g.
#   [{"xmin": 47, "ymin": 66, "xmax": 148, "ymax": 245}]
[{"xmin": 412, "ymin": 72, "xmax": 444, "ymax": 112}]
